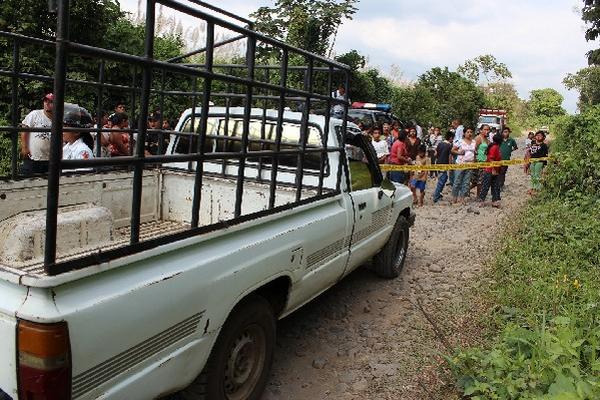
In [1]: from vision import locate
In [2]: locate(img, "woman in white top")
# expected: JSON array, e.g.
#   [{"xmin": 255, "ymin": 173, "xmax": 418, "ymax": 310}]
[
  {"xmin": 62, "ymin": 104, "xmax": 95, "ymax": 161},
  {"xmin": 63, "ymin": 133, "xmax": 94, "ymax": 160},
  {"xmin": 451, "ymin": 127, "xmax": 476, "ymax": 203}
]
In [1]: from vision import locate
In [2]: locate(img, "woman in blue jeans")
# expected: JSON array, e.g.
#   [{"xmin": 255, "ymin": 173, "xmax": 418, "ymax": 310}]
[{"xmin": 451, "ymin": 127, "xmax": 476, "ymax": 204}]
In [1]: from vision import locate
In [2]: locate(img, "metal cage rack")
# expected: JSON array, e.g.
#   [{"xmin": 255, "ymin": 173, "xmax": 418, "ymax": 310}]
[{"xmin": 0, "ymin": 0, "xmax": 351, "ymax": 276}]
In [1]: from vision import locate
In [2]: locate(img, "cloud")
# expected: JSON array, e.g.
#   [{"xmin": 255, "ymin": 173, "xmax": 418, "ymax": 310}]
[
  {"xmin": 334, "ymin": 1, "xmax": 594, "ymax": 111},
  {"xmin": 118, "ymin": 0, "xmax": 595, "ymax": 111}
]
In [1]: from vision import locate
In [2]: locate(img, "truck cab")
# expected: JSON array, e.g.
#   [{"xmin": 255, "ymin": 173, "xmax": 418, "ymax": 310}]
[{"xmin": 477, "ymin": 108, "xmax": 508, "ymax": 132}]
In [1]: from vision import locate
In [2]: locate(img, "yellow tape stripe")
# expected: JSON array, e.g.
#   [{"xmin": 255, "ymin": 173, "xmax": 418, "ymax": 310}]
[{"xmin": 380, "ymin": 158, "xmax": 551, "ymax": 172}]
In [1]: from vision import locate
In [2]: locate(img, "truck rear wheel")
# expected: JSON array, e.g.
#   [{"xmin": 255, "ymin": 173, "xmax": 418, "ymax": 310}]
[
  {"xmin": 373, "ymin": 215, "xmax": 409, "ymax": 279},
  {"xmin": 181, "ymin": 295, "xmax": 276, "ymax": 400}
]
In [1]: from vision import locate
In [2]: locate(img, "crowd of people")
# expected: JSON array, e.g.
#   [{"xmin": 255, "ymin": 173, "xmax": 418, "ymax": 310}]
[
  {"xmin": 18, "ymin": 91, "xmax": 550, "ymax": 202},
  {"xmin": 362, "ymin": 117, "xmax": 549, "ymax": 208},
  {"xmin": 19, "ymin": 93, "xmax": 174, "ymax": 176}
]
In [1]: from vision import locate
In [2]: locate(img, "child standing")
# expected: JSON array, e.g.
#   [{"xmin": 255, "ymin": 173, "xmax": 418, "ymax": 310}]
[
  {"xmin": 528, "ymin": 130, "xmax": 549, "ymax": 194},
  {"xmin": 524, "ymin": 131, "xmax": 535, "ymax": 174},
  {"xmin": 410, "ymin": 145, "xmax": 431, "ymax": 207}
]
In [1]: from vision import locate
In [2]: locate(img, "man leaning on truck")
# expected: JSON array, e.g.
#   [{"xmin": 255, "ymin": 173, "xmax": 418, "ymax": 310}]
[{"xmin": 20, "ymin": 93, "xmax": 54, "ymax": 176}]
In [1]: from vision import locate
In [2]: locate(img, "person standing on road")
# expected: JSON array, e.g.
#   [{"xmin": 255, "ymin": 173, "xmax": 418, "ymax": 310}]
[
  {"xmin": 499, "ymin": 127, "xmax": 518, "ymax": 190},
  {"xmin": 389, "ymin": 130, "xmax": 411, "ymax": 184},
  {"xmin": 371, "ymin": 127, "xmax": 389, "ymax": 164},
  {"xmin": 474, "ymin": 124, "xmax": 490, "ymax": 197},
  {"xmin": 449, "ymin": 119, "xmax": 464, "ymax": 187},
  {"xmin": 20, "ymin": 93, "xmax": 55, "ymax": 176},
  {"xmin": 410, "ymin": 145, "xmax": 430, "ymax": 207},
  {"xmin": 405, "ymin": 127, "xmax": 421, "ymax": 161},
  {"xmin": 451, "ymin": 127, "xmax": 476, "ymax": 204},
  {"xmin": 405, "ymin": 127, "xmax": 421, "ymax": 190},
  {"xmin": 331, "ymin": 84, "xmax": 348, "ymax": 118},
  {"xmin": 432, "ymin": 131, "xmax": 454, "ymax": 203},
  {"xmin": 524, "ymin": 131, "xmax": 535, "ymax": 174},
  {"xmin": 527, "ymin": 130, "xmax": 549, "ymax": 194},
  {"xmin": 479, "ymin": 133, "xmax": 503, "ymax": 207}
]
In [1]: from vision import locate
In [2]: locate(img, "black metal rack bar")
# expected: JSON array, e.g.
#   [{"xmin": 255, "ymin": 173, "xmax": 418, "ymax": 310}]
[
  {"xmin": 268, "ymin": 49, "xmax": 289, "ymax": 210},
  {"xmin": 10, "ymin": 40, "xmax": 20, "ymax": 180},
  {"xmin": 95, "ymin": 61, "xmax": 105, "ymax": 158},
  {"xmin": 43, "ymin": 0, "xmax": 70, "ymax": 271},
  {"xmin": 234, "ymin": 35, "xmax": 256, "ymax": 218},
  {"xmin": 0, "ymin": 0, "xmax": 351, "ymax": 276},
  {"xmin": 190, "ymin": 21, "xmax": 214, "ymax": 228},
  {"xmin": 295, "ymin": 58, "xmax": 313, "ymax": 202},
  {"xmin": 167, "ymin": 34, "xmax": 246, "ymax": 63},
  {"xmin": 130, "ymin": 0, "xmax": 156, "ymax": 244}
]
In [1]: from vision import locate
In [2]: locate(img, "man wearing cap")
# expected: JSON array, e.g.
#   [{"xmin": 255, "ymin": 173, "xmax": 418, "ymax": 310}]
[{"xmin": 20, "ymin": 93, "xmax": 54, "ymax": 175}]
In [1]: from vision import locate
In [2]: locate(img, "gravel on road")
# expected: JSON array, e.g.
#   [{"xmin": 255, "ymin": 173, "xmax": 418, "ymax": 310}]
[{"xmin": 260, "ymin": 152, "xmax": 530, "ymax": 400}]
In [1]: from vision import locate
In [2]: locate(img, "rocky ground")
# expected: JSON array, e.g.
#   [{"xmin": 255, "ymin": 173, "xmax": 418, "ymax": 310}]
[{"xmin": 260, "ymin": 149, "xmax": 531, "ymax": 400}]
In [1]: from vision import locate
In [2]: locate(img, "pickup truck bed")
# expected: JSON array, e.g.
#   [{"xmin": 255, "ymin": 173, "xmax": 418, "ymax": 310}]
[{"xmin": 0, "ymin": 169, "xmax": 316, "ymax": 279}]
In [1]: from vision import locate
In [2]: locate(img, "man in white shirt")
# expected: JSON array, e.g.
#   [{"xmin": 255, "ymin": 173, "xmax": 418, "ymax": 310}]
[
  {"xmin": 451, "ymin": 119, "xmax": 464, "ymax": 146},
  {"xmin": 20, "ymin": 93, "xmax": 54, "ymax": 175},
  {"xmin": 371, "ymin": 127, "xmax": 389, "ymax": 163},
  {"xmin": 331, "ymin": 84, "xmax": 348, "ymax": 118}
]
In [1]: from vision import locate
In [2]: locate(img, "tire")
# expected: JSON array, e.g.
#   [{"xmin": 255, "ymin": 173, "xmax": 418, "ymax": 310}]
[
  {"xmin": 373, "ymin": 215, "xmax": 410, "ymax": 279},
  {"xmin": 180, "ymin": 295, "xmax": 276, "ymax": 400}
]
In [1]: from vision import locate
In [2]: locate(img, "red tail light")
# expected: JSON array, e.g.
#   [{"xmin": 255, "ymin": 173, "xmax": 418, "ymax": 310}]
[{"xmin": 17, "ymin": 320, "xmax": 71, "ymax": 400}]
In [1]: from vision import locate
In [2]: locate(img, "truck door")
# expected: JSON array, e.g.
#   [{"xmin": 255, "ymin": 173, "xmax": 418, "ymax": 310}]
[{"xmin": 344, "ymin": 134, "xmax": 395, "ymax": 276}]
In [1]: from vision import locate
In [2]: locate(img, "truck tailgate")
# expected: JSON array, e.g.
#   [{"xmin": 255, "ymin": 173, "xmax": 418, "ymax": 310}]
[{"xmin": 0, "ymin": 280, "xmax": 28, "ymax": 399}]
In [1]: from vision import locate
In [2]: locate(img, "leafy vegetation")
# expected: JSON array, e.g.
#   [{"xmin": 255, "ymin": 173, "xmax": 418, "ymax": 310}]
[
  {"xmin": 458, "ymin": 54, "xmax": 513, "ymax": 85},
  {"xmin": 526, "ymin": 89, "xmax": 567, "ymax": 128},
  {"xmin": 251, "ymin": 0, "xmax": 358, "ymax": 57},
  {"xmin": 336, "ymin": 49, "xmax": 486, "ymax": 128},
  {"xmin": 449, "ymin": 105, "xmax": 600, "ymax": 399},
  {"xmin": 564, "ymin": 66, "xmax": 600, "ymax": 112},
  {"xmin": 583, "ymin": 0, "xmax": 600, "ymax": 65}
]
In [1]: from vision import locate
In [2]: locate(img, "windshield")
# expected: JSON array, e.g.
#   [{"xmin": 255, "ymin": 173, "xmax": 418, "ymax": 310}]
[{"xmin": 479, "ymin": 116, "xmax": 500, "ymax": 124}]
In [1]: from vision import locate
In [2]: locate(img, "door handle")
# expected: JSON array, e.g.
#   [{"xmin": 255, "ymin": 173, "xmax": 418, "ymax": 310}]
[
  {"xmin": 378, "ymin": 190, "xmax": 384, "ymax": 200},
  {"xmin": 358, "ymin": 202, "xmax": 366, "ymax": 211}
]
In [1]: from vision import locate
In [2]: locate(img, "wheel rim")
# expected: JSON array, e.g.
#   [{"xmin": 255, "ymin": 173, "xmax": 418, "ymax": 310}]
[
  {"xmin": 223, "ymin": 324, "xmax": 266, "ymax": 400},
  {"xmin": 392, "ymin": 230, "xmax": 407, "ymax": 271}
]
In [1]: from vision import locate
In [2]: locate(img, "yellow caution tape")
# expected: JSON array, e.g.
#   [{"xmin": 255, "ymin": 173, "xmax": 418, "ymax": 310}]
[{"xmin": 380, "ymin": 157, "xmax": 551, "ymax": 172}]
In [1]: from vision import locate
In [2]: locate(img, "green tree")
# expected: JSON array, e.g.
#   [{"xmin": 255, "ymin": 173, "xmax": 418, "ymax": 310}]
[
  {"xmin": 527, "ymin": 88, "xmax": 566, "ymax": 126},
  {"xmin": 563, "ymin": 66, "xmax": 600, "ymax": 111},
  {"xmin": 485, "ymin": 82, "xmax": 528, "ymax": 130},
  {"xmin": 0, "ymin": 0, "xmax": 185, "ymax": 121},
  {"xmin": 334, "ymin": 50, "xmax": 394, "ymax": 104},
  {"xmin": 457, "ymin": 54, "xmax": 513, "ymax": 85},
  {"xmin": 583, "ymin": 0, "xmax": 600, "ymax": 65},
  {"xmin": 251, "ymin": 0, "xmax": 358, "ymax": 57},
  {"xmin": 413, "ymin": 67, "xmax": 485, "ymax": 127}
]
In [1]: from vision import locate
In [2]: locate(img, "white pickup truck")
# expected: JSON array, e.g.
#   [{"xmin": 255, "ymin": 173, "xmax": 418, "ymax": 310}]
[
  {"xmin": 0, "ymin": 1, "xmax": 415, "ymax": 398},
  {"xmin": 0, "ymin": 106, "xmax": 414, "ymax": 400}
]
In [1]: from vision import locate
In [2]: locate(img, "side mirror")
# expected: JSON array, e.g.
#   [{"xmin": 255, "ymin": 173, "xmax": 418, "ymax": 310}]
[{"xmin": 380, "ymin": 178, "xmax": 396, "ymax": 199}]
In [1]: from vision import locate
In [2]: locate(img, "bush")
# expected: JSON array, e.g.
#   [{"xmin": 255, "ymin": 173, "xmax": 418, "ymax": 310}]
[
  {"xmin": 450, "ymin": 106, "xmax": 600, "ymax": 399},
  {"xmin": 543, "ymin": 106, "xmax": 600, "ymax": 199},
  {"xmin": 0, "ymin": 117, "xmax": 11, "ymax": 176}
]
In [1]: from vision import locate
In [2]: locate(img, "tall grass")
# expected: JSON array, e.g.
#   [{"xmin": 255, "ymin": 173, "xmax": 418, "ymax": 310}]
[{"xmin": 449, "ymin": 106, "xmax": 600, "ymax": 399}]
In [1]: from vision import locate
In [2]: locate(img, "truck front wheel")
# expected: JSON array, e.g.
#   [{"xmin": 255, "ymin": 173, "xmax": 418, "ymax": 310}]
[
  {"xmin": 181, "ymin": 295, "xmax": 276, "ymax": 400},
  {"xmin": 373, "ymin": 215, "xmax": 410, "ymax": 279}
]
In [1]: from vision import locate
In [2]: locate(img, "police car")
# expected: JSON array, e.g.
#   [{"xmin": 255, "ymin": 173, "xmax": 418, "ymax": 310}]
[{"xmin": 347, "ymin": 102, "xmax": 403, "ymax": 128}]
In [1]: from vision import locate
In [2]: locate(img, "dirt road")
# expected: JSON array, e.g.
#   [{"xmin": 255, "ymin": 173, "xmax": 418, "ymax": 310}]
[{"xmin": 260, "ymin": 148, "xmax": 530, "ymax": 400}]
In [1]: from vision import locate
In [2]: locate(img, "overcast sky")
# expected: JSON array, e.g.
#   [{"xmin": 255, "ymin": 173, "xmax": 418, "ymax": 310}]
[{"xmin": 121, "ymin": 0, "xmax": 596, "ymax": 112}]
